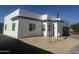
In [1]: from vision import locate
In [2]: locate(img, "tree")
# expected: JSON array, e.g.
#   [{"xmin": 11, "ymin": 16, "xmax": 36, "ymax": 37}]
[
  {"xmin": 0, "ymin": 23, "xmax": 3, "ymax": 34},
  {"xmin": 71, "ymin": 22, "xmax": 79, "ymax": 34}
]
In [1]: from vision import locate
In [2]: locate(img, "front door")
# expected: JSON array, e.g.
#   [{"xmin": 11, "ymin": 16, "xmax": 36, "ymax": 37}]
[{"xmin": 52, "ymin": 24, "xmax": 54, "ymax": 36}]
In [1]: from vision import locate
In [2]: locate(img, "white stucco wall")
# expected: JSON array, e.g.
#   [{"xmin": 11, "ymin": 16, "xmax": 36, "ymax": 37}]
[
  {"xmin": 18, "ymin": 18, "xmax": 43, "ymax": 38},
  {"xmin": 43, "ymin": 22, "xmax": 48, "ymax": 37},
  {"xmin": 57, "ymin": 22, "xmax": 63, "ymax": 36},
  {"xmin": 53, "ymin": 22, "xmax": 58, "ymax": 37},
  {"xmin": 43, "ymin": 21, "xmax": 69, "ymax": 37},
  {"xmin": 3, "ymin": 9, "xmax": 43, "ymax": 39},
  {"xmin": 43, "ymin": 22, "xmax": 57, "ymax": 37},
  {"xmin": 3, "ymin": 9, "xmax": 70, "ymax": 39},
  {"xmin": 41, "ymin": 14, "xmax": 57, "ymax": 21},
  {"xmin": 47, "ymin": 15, "xmax": 57, "ymax": 20},
  {"xmin": 3, "ymin": 17, "xmax": 19, "ymax": 39},
  {"xmin": 3, "ymin": 9, "xmax": 20, "ymax": 39}
]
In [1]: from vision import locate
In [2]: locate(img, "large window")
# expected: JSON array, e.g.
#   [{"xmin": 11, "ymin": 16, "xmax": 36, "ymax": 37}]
[
  {"xmin": 5, "ymin": 24, "xmax": 7, "ymax": 30},
  {"xmin": 12, "ymin": 23, "xmax": 15, "ymax": 31},
  {"xmin": 29, "ymin": 24, "xmax": 35, "ymax": 31}
]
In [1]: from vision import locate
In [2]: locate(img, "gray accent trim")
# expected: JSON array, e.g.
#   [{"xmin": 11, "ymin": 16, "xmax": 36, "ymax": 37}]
[
  {"xmin": 43, "ymin": 20, "xmax": 64, "ymax": 22},
  {"xmin": 11, "ymin": 16, "xmax": 64, "ymax": 23},
  {"xmin": 11, "ymin": 16, "xmax": 42, "ymax": 21}
]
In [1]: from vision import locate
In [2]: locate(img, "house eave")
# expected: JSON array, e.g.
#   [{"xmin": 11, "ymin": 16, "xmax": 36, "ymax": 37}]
[
  {"xmin": 11, "ymin": 16, "xmax": 42, "ymax": 21},
  {"xmin": 11, "ymin": 16, "xmax": 64, "ymax": 23}
]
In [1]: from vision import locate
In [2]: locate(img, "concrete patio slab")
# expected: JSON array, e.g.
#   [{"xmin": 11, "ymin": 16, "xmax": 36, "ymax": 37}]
[{"xmin": 20, "ymin": 37, "xmax": 79, "ymax": 54}]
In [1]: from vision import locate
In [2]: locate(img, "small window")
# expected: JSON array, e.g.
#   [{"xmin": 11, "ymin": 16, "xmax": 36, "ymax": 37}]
[
  {"xmin": 29, "ymin": 24, "xmax": 35, "ymax": 31},
  {"xmin": 12, "ymin": 23, "xmax": 15, "ymax": 31},
  {"xmin": 5, "ymin": 24, "xmax": 7, "ymax": 30}
]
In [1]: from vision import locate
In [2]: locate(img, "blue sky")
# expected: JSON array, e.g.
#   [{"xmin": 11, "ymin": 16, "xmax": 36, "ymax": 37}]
[{"xmin": 0, "ymin": 5, "xmax": 79, "ymax": 24}]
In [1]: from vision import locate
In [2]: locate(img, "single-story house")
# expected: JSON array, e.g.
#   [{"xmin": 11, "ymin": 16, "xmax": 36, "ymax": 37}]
[{"xmin": 3, "ymin": 9, "xmax": 70, "ymax": 39}]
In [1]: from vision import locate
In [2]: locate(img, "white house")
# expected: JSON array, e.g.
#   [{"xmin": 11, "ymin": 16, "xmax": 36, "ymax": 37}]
[{"xmin": 3, "ymin": 9, "xmax": 70, "ymax": 39}]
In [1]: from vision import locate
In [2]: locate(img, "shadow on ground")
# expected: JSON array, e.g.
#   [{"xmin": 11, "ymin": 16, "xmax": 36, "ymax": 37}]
[{"xmin": 0, "ymin": 35, "xmax": 53, "ymax": 54}]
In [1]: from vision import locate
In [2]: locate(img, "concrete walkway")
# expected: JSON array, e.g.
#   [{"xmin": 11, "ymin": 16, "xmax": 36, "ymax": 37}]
[{"xmin": 20, "ymin": 37, "xmax": 79, "ymax": 54}]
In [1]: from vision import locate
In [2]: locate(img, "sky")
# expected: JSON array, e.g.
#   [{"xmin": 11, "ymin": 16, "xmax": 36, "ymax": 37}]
[{"xmin": 0, "ymin": 5, "xmax": 79, "ymax": 24}]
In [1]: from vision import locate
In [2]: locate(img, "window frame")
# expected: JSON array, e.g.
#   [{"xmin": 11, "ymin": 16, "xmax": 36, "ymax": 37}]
[
  {"xmin": 29, "ymin": 23, "xmax": 35, "ymax": 31},
  {"xmin": 48, "ymin": 25, "xmax": 51, "ymax": 31},
  {"xmin": 5, "ymin": 24, "xmax": 7, "ymax": 30},
  {"xmin": 12, "ymin": 23, "xmax": 15, "ymax": 31},
  {"xmin": 43, "ymin": 25, "xmax": 45, "ymax": 31}
]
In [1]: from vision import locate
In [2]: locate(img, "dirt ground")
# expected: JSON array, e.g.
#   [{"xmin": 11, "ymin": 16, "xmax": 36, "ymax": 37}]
[
  {"xmin": 20, "ymin": 37, "xmax": 79, "ymax": 54},
  {"xmin": 0, "ymin": 35, "xmax": 52, "ymax": 54}
]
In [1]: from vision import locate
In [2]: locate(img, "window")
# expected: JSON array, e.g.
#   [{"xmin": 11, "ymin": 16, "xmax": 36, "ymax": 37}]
[
  {"xmin": 29, "ymin": 24, "xmax": 35, "ymax": 31},
  {"xmin": 5, "ymin": 24, "xmax": 7, "ymax": 30},
  {"xmin": 43, "ymin": 25, "xmax": 45, "ymax": 31},
  {"xmin": 48, "ymin": 25, "xmax": 51, "ymax": 31},
  {"xmin": 12, "ymin": 23, "xmax": 15, "ymax": 31}
]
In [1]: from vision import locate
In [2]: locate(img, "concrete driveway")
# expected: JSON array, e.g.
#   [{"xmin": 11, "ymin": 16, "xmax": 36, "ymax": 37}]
[{"xmin": 0, "ymin": 34, "xmax": 52, "ymax": 54}]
